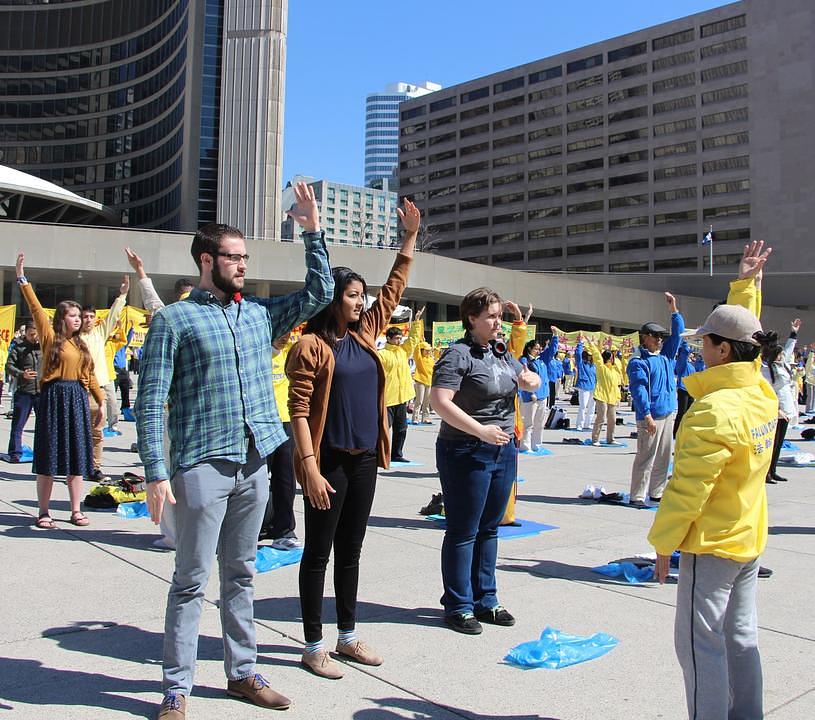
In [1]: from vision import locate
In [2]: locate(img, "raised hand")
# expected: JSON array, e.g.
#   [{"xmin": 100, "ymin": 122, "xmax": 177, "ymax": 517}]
[
  {"xmin": 665, "ymin": 292, "xmax": 678, "ymax": 314},
  {"xmin": 524, "ymin": 303, "xmax": 534, "ymax": 323},
  {"xmin": 791, "ymin": 318, "xmax": 802, "ymax": 333},
  {"xmin": 120, "ymin": 275, "xmax": 130, "ymax": 296},
  {"xmin": 15, "ymin": 252, "xmax": 25, "ymax": 278},
  {"xmin": 504, "ymin": 301, "xmax": 522, "ymax": 321},
  {"xmin": 416, "ymin": 305, "xmax": 426, "ymax": 321},
  {"xmin": 397, "ymin": 198, "xmax": 421, "ymax": 234},
  {"xmin": 286, "ymin": 181, "xmax": 321, "ymax": 233},
  {"xmin": 125, "ymin": 247, "xmax": 147, "ymax": 279},
  {"xmin": 738, "ymin": 240, "xmax": 772, "ymax": 280}
]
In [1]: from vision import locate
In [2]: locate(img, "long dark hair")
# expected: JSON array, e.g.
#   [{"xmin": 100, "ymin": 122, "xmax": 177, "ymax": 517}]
[
  {"xmin": 757, "ymin": 330, "xmax": 782, "ymax": 382},
  {"xmin": 522, "ymin": 339, "xmax": 540, "ymax": 361},
  {"xmin": 303, "ymin": 266, "xmax": 368, "ymax": 348},
  {"xmin": 45, "ymin": 300, "xmax": 93, "ymax": 378}
]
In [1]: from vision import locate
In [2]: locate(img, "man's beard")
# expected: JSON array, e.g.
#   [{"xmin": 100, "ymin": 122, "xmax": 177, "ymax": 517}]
[{"xmin": 211, "ymin": 262, "xmax": 244, "ymax": 296}]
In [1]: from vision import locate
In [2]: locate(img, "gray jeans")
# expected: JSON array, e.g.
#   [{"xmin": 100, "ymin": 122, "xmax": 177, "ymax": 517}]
[
  {"xmin": 675, "ymin": 553, "xmax": 763, "ymax": 720},
  {"xmin": 162, "ymin": 445, "xmax": 268, "ymax": 695},
  {"xmin": 629, "ymin": 413, "xmax": 673, "ymax": 502}
]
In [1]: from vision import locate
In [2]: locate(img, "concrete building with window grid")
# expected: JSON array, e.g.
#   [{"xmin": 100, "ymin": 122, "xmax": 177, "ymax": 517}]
[
  {"xmin": 280, "ymin": 176, "xmax": 399, "ymax": 249},
  {"xmin": 365, "ymin": 81, "xmax": 441, "ymax": 188},
  {"xmin": 0, "ymin": 0, "xmax": 287, "ymax": 240},
  {"xmin": 397, "ymin": 0, "xmax": 815, "ymax": 308}
]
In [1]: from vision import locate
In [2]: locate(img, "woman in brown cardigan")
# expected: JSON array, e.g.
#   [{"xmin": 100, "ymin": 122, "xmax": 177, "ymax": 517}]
[
  {"xmin": 285, "ymin": 200, "xmax": 420, "ymax": 680},
  {"xmin": 16, "ymin": 253, "xmax": 105, "ymax": 529}
]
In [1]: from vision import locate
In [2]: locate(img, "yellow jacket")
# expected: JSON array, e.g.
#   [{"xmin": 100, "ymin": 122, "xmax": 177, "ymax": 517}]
[
  {"xmin": 272, "ymin": 342, "xmax": 291, "ymax": 423},
  {"xmin": 380, "ymin": 320, "xmax": 422, "ymax": 406},
  {"xmin": 648, "ymin": 362, "xmax": 777, "ymax": 561},
  {"xmin": 586, "ymin": 342, "xmax": 622, "ymax": 405},
  {"xmin": 649, "ymin": 275, "xmax": 776, "ymax": 562},
  {"xmin": 412, "ymin": 327, "xmax": 435, "ymax": 386}
]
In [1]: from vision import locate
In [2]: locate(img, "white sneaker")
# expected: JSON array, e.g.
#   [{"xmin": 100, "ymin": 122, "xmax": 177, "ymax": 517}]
[
  {"xmin": 592, "ymin": 441, "xmax": 602, "ymax": 447},
  {"xmin": 271, "ymin": 536, "xmax": 302, "ymax": 551}
]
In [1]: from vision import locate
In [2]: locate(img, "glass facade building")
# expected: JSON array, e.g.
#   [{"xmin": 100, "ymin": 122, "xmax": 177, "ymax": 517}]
[
  {"xmin": 0, "ymin": 1, "xmax": 191, "ymax": 229},
  {"xmin": 364, "ymin": 81, "xmax": 440, "ymax": 188}
]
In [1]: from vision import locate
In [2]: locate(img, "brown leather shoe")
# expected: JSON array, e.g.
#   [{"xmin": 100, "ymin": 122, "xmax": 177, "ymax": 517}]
[
  {"xmin": 226, "ymin": 673, "xmax": 291, "ymax": 710},
  {"xmin": 336, "ymin": 639, "xmax": 383, "ymax": 666},
  {"xmin": 301, "ymin": 649, "xmax": 344, "ymax": 679},
  {"xmin": 157, "ymin": 693, "xmax": 186, "ymax": 719}
]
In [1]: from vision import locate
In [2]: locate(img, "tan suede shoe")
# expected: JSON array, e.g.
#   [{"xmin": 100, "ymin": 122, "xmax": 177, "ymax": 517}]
[
  {"xmin": 226, "ymin": 673, "xmax": 291, "ymax": 710},
  {"xmin": 335, "ymin": 639, "xmax": 383, "ymax": 666},
  {"xmin": 301, "ymin": 649, "xmax": 344, "ymax": 679}
]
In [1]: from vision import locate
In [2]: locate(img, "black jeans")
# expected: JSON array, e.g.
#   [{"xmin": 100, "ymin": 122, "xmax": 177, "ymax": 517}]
[
  {"xmin": 768, "ymin": 417, "xmax": 789, "ymax": 477},
  {"xmin": 299, "ymin": 447, "xmax": 378, "ymax": 643},
  {"xmin": 547, "ymin": 380, "xmax": 557, "ymax": 408},
  {"xmin": 387, "ymin": 403, "xmax": 408, "ymax": 460},
  {"xmin": 673, "ymin": 388, "xmax": 694, "ymax": 438},
  {"xmin": 261, "ymin": 422, "xmax": 296, "ymax": 538},
  {"xmin": 115, "ymin": 376, "xmax": 131, "ymax": 409}
]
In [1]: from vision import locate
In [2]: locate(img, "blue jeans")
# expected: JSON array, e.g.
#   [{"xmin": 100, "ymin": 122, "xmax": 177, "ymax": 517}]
[
  {"xmin": 162, "ymin": 444, "xmax": 268, "ymax": 695},
  {"xmin": 436, "ymin": 436, "xmax": 517, "ymax": 616},
  {"xmin": 8, "ymin": 391, "xmax": 38, "ymax": 459}
]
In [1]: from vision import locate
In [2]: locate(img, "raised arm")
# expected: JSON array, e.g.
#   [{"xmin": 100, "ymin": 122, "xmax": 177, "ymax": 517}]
[
  {"xmin": 15, "ymin": 253, "xmax": 53, "ymax": 345},
  {"xmin": 96, "ymin": 275, "xmax": 129, "ymax": 339},
  {"xmin": 362, "ymin": 199, "xmax": 420, "ymax": 338},
  {"xmin": 253, "ymin": 181, "xmax": 334, "ymax": 336},
  {"xmin": 504, "ymin": 301, "xmax": 527, "ymax": 359},
  {"xmin": 727, "ymin": 240, "xmax": 772, "ymax": 317},
  {"xmin": 402, "ymin": 306, "xmax": 425, "ymax": 357},
  {"xmin": 661, "ymin": 292, "xmax": 684, "ymax": 359},
  {"xmin": 126, "ymin": 247, "xmax": 165, "ymax": 312}
]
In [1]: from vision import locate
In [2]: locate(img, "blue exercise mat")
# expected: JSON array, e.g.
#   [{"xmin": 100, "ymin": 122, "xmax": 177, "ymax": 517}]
[
  {"xmin": 103, "ymin": 427, "xmax": 123, "ymax": 438},
  {"xmin": 406, "ymin": 419, "xmax": 434, "ymax": 426},
  {"xmin": 431, "ymin": 516, "xmax": 558, "ymax": 539},
  {"xmin": 385, "ymin": 460, "xmax": 424, "ymax": 468},
  {"xmin": 520, "ymin": 446, "xmax": 554, "ymax": 456},
  {"xmin": 581, "ymin": 439, "xmax": 628, "ymax": 448},
  {"xmin": 256, "ymin": 546, "xmax": 303, "ymax": 573},
  {"xmin": 592, "ymin": 562, "xmax": 654, "ymax": 584},
  {"xmin": 781, "ymin": 440, "xmax": 802, "ymax": 452},
  {"xmin": 117, "ymin": 501, "xmax": 149, "ymax": 519},
  {"xmin": 505, "ymin": 627, "xmax": 618, "ymax": 669},
  {"xmin": 517, "ymin": 475, "xmax": 527, "ymax": 483}
]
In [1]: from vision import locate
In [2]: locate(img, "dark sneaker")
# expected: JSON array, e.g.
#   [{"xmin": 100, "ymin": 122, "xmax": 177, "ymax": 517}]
[
  {"xmin": 771, "ymin": 473, "xmax": 788, "ymax": 482},
  {"xmin": 226, "ymin": 673, "xmax": 291, "ymax": 710},
  {"xmin": 444, "ymin": 613, "xmax": 482, "ymax": 635},
  {"xmin": 648, "ymin": 495, "xmax": 663, "ymax": 503},
  {"xmin": 89, "ymin": 468, "xmax": 112, "ymax": 484},
  {"xmin": 420, "ymin": 493, "xmax": 444, "ymax": 516},
  {"xmin": 765, "ymin": 476, "xmax": 777, "ymax": 485},
  {"xmin": 758, "ymin": 566, "xmax": 773, "ymax": 579},
  {"xmin": 157, "ymin": 693, "xmax": 186, "ymax": 719},
  {"xmin": 391, "ymin": 457, "xmax": 411, "ymax": 463},
  {"xmin": 629, "ymin": 499, "xmax": 649, "ymax": 509},
  {"xmin": 475, "ymin": 605, "xmax": 515, "ymax": 626}
]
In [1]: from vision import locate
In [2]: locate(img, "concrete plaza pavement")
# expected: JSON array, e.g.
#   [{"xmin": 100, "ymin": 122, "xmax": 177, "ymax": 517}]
[{"xmin": 1, "ymin": 394, "xmax": 813, "ymax": 720}]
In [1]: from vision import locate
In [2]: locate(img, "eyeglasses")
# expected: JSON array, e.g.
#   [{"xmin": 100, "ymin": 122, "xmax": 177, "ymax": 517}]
[{"xmin": 214, "ymin": 252, "xmax": 250, "ymax": 263}]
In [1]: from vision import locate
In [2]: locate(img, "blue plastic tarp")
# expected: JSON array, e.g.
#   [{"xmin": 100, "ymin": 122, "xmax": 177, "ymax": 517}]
[
  {"xmin": 505, "ymin": 626, "xmax": 618, "ymax": 669},
  {"xmin": 591, "ymin": 562, "xmax": 654, "ymax": 584},
  {"xmin": 256, "ymin": 546, "xmax": 303, "ymax": 573},
  {"xmin": 117, "ymin": 501, "xmax": 150, "ymax": 519}
]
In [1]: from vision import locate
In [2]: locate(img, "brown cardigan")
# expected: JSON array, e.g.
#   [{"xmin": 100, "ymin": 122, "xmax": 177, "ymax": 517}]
[{"xmin": 286, "ymin": 252, "xmax": 413, "ymax": 484}]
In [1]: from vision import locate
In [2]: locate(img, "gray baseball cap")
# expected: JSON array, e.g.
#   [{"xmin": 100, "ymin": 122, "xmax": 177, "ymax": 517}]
[{"xmin": 682, "ymin": 304, "xmax": 762, "ymax": 345}]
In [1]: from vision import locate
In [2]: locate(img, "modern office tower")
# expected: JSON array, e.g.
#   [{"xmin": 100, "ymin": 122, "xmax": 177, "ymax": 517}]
[
  {"xmin": 397, "ymin": 0, "xmax": 815, "ymax": 307},
  {"xmin": 365, "ymin": 81, "xmax": 441, "ymax": 188},
  {"xmin": 0, "ymin": 0, "xmax": 287, "ymax": 238},
  {"xmin": 281, "ymin": 175, "xmax": 399, "ymax": 248}
]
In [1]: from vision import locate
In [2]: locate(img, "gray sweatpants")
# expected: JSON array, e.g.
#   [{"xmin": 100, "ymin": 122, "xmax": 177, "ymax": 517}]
[
  {"xmin": 675, "ymin": 553, "xmax": 763, "ymax": 720},
  {"xmin": 162, "ymin": 445, "xmax": 269, "ymax": 695},
  {"xmin": 630, "ymin": 413, "xmax": 673, "ymax": 502}
]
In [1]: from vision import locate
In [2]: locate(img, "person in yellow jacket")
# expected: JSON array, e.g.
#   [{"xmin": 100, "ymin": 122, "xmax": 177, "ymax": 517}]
[
  {"xmin": 380, "ymin": 306, "xmax": 424, "ymax": 462},
  {"xmin": 649, "ymin": 240, "xmax": 775, "ymax": 720},
  {"xmin": 585, "ymin": 338, "xmax": 623, "ymax": 445},
  {"xmin": 412, "ymin": 327, "xmax": 435, "ymax": 424},
  {"xmin": 805, "ymin": 344, "xmax": 815, "ymax": 415}
]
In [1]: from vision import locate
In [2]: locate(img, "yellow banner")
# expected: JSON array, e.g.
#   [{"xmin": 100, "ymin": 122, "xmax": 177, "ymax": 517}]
[
  {"xmin": 553, "ymin": 328, "xmax": 639, "ymax": 354},
  {"xmin": 42, "ymin": 305, "xmax": 151, "ymax": 348},
  {"xmin": 0, "ymin": 305, "xmax": 17, "ymax": 345}
]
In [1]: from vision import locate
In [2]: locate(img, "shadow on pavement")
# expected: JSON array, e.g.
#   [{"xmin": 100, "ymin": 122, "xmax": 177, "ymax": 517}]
[
  {"xmin": 354, "ymin": 697, "xmax": 560, "ymax": 720},
  {"xmin": 367, "ymin": 514, "xmax": 438, "ymax": 531},
  {"xmin": 254, "ymin": 597, "xmax": 443, "ymax": 628},
  {"xmin": 768, "ymin": 525, "xmax": 815, "ymax": 535},
  {"xmin": 498, "ymin": 557, "xmax": 660, "ymax": 588},
  {"xmin": 378, "ymin": 470, "xmax": 438, "ymax": 479},
  {"xmin": 516, "ymin": 494, "xmax": 595, "ymax": 506}
]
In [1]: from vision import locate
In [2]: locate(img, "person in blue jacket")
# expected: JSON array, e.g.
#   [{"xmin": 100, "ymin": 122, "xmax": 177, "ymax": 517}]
[
  {"xmin": 562, "ymin": 353, "xmax": 575, "ymax": 395},
  {"xmin": 518, "ymin": 340, "xmax": 549, "ymax": 451},
  {"xmin": 545, "ymin": 339, "xmax": 563, "ymax": 408},
  {"xmin": 573, "ymin": 337, "xmax": 597, "ymax": 431},
  {"xmin": 672, "ymin": 340, "xmax": 695, "ymax": 437},
  {"xmin": 627, "ymin": 292, "xmax": 684, "ymax": 508}
]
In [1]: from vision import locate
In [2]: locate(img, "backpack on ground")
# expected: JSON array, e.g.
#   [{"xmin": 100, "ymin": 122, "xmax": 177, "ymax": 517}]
[{"xmin": 546, "ymin": 406, "xmax": 566, "ymax": 430}]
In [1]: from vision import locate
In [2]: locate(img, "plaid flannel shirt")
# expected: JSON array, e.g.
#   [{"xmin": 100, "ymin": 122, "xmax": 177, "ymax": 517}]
[{"xmin": 135, "ymin": 232, "xmax": 333, "ymax": 482}]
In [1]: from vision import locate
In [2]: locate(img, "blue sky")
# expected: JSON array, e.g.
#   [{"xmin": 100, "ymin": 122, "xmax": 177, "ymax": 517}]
[{"xmin": 282, "ymin": 0, "xmax": 730, "ymax": 187}]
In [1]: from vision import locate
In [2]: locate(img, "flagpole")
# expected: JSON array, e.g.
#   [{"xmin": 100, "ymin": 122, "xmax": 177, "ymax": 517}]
[{"xmin": 708, "ymin": 224, "xmax": 714, "ymax": 278}]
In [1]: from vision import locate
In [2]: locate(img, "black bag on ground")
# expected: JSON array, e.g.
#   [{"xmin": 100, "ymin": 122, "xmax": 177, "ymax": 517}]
[{"xmin": 546, "ymin": 406, "xmax": 566, "ymax": 429}]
